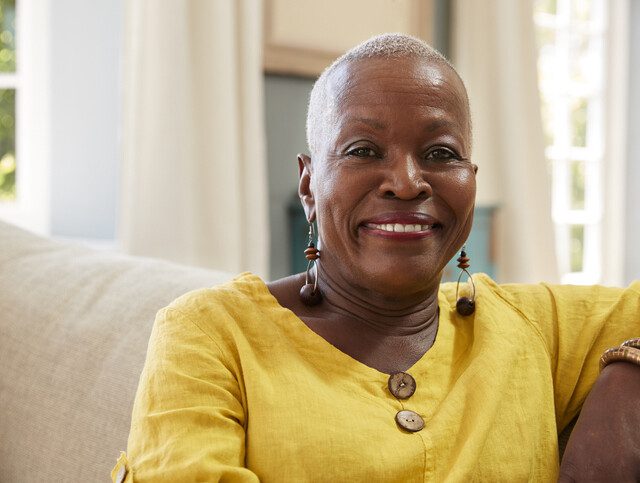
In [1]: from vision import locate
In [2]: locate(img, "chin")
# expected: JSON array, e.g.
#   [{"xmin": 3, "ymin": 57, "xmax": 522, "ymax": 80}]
[{"xmin": 361, "ymin": 261, "xmax": 442, "ymax": 297}]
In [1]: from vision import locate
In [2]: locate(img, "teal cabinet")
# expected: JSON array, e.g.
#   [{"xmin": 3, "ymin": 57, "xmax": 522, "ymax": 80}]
[{"xmin": 441, "ymin": 206, "xmax": 496, "ymax": 282}]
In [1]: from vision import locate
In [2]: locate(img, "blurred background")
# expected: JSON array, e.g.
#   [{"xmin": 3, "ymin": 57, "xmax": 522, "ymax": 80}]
[{"xmin": 0, "ymin": 0, "xmax": 637, "ymax": 286}]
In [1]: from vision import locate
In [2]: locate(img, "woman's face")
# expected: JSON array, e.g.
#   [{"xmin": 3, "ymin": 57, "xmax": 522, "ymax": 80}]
[{"xmin": 300, "ymin": 57, "xmax": 477, "ymax": 298}]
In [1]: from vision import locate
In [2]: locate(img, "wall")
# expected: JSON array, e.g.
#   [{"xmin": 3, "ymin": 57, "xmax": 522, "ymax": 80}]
[
  {"xmin": 625, "ymin": 0, "xmax": 640, "ymax": 284},
  {"xmin": 49, "ymin": 0, "xmax": 123, "ymax": 241},
  {"xmin": 264, "ymin": 75, "xmax": 314, "ymax": 279}
]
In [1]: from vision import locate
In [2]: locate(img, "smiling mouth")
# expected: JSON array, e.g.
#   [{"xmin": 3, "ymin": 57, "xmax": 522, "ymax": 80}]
[{"xmin": 364, "ymin": 223, "xmax": 435, "ymax": 233}]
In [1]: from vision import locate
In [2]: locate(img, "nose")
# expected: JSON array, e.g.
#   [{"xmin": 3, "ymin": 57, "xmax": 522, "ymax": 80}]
[{"xmin": 379, "ymin": 154, "xmax": 432, "ymax": 200}]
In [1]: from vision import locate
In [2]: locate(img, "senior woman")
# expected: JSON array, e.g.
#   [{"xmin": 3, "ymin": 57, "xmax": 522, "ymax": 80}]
[{"xmin": 112, "ymin": 34, "xmax": 640, "ymax": 482}]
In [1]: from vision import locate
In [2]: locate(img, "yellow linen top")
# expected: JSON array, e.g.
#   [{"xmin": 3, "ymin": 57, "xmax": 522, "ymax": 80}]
[{"xmin": 112, "ymin": 273, "xmax": 640, "ymax": 482}]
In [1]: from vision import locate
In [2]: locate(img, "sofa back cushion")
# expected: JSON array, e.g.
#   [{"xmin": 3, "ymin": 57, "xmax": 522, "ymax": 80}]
[{"xmin": 0, "ymin": 221, "xmax": 231, "ymax": 482}]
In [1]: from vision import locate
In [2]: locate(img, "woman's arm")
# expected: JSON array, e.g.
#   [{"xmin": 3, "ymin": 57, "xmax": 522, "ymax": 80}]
[
  {"xmin": 119, "ymin": 305, "xmax": 259, "ymax": 482},
  {"xmin": 558, "ymin": 362, "xmax": 640, "ymax": 482}
]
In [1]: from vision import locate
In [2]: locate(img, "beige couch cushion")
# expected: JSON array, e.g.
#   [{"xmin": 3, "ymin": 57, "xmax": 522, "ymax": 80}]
[{"xmin": 0, "ymin": 221, "xmax": 231, "ymax": 482}]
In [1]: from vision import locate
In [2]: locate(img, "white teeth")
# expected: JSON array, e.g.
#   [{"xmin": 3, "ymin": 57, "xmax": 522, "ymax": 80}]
[{"xmin": 370, "ymin": 223, "xmax": 433, "ymax": 232}]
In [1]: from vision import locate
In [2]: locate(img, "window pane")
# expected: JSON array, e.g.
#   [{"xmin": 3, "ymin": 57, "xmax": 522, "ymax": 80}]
[
  {"xmin": 569, "ymin": 34, "xmax": 592, "ymax": 86},
  {"xmin": 570, "ymin": 97, "xmax": 588, "ymax": 147},
  {"xmin": 536, "ymin": 26, "xmax": 556, "ymax": 53},
  {"xmin": 569, "ymin": 224, "xmax": 584, "ymax": 272},
  {"xmin": 536, "ymin": 28, "xmax": 560, "ymax": 92},
  {"xmin": 569, "ymin": 161, "xmax": 585, "ymax": 209},
  {"xmin": 571, "ymin": 0, "xmax": 592, "ymax": 22},
  {"xmin": 0, "ymin": 0, "xmax": 15, "ymax": 73},
  {"xmin": 540, "ymin": 95, "xmax": 556, "ymax": 146},
  {"xmin": 536, "ymin": 0, "xmax": 557, "ymax": 15},
  {"xmin": 0, "ymin": 88, "xmax": 15, "ymax": 200}
]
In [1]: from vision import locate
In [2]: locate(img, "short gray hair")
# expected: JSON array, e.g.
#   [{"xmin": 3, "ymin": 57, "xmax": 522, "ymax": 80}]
[{"xmin": 306, "ymin": 33, "xmax": 468, "ymax": 156}]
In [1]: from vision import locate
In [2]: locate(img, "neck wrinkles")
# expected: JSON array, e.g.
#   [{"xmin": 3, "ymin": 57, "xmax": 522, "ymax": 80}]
[{"xmin": 316, "ymin": 262, "xmax": 440, "ymax": 336}]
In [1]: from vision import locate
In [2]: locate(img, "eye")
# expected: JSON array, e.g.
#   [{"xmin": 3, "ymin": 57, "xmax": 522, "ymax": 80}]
[
  {"xmin": 425, "ymin": 147, "xmax": 461, "ymax": 161},
  {"xmin": 346, "ymin": 146, "xmax": 378, "ymax": 158}
]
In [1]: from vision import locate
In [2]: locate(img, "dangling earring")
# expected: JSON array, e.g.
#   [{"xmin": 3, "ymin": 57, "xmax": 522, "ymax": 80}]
[
  {"xmin": 455, "ymin": 246, "xmax": 476, "ymax": 316},
  {"xmin": 299, "ymin": 221, "xmax": 322, "ymax": 306}
]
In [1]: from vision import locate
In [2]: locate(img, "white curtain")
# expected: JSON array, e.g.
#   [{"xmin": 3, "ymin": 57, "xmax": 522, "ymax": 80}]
[
  {"xmin": 451, "ymin": 0, "xmax": 558, "ymax": 283},
  {"xmin": 120, "ymin": 0, "xmax": 269, "ymax": 278}
]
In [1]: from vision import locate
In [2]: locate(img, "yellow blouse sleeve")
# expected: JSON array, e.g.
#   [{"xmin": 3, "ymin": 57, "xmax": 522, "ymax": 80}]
[
  {"xmin": 500, "ymin": 280, "xmax": 640, "ymax": 430},
  {"xmin": 122, "ymin": 305, "xmax": 259, "ymax": 482}
]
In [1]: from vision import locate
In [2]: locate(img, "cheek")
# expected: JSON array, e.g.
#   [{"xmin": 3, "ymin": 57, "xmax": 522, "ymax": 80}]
[
  {"xmin": 449, "ymin": 170, "xmax": 477, "ymax": 241},
  {"xmin": 458, "ymin": 170, "xmax": 477, "ymax": 204},
  {"xmin": 313, "ymin": 168, "xmax": 371, "ymax": 244},
  {"xmin": 312, "ymin": 168, "xmax": 348, "ymax": 238},
  {"xmin": 433, "ymin": 168, "xmax": 476, "ymax": 209},
  {"xmin": 313, "ymin": 169, "xmax": 339, "ymax": 214}
]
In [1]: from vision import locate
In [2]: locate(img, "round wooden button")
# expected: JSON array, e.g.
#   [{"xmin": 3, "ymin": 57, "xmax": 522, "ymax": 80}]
[
  {"xmin": 395, "ymin": 410, "xmax": 425, "ymax": 432},
  {"xmin": 388, "ymin": 371, "xmax": 416, "ymax": 399}
]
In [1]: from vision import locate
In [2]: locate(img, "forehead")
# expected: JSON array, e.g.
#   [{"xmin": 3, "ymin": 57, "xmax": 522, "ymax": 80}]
[{"xmin": 325, "ymin": 57, "xmax": 470, "ymax": 133}]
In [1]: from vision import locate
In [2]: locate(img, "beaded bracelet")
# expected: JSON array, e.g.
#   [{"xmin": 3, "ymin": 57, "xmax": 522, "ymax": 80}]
[
  {"xmin": 621, "ymin": 337, "xmax": 640, "ymax": 350},
  {"xmin": 599, "ymin": 340, "xmax": 640, "ymax": 372}
]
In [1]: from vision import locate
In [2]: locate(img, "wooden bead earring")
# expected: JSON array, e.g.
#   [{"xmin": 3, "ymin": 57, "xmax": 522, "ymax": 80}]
[
  {"xmin": 455, "ymin": 247, "xmax": 476, "ymax": 316},
  {"xmin": 299, "ymin": 221, "xmax": 322, "ymax": 306}
]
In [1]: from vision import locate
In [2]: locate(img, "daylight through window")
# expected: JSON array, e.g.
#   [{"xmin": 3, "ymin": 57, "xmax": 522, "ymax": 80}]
[
  {"xmin": 535, "ymin": 0, "xmax": 606, "ymax": 284},
  {"xmin": 0, "ymin": 0, "xmax": 16, "ymax": 202}
]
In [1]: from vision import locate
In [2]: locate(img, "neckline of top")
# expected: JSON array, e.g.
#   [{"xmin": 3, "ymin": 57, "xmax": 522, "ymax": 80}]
[{"xmin": 232, "ymin": 272, "xmax": 456, "ymax": 381}]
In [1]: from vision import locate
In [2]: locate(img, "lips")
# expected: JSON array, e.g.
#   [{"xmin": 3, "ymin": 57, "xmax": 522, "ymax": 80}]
[
  {"xmin": 360, "ymin": 212, "xmax": 442, "ymax": 239},
  {"xmin": 364, "ymin": 222, "xmax": 433, "ymax": 233}
]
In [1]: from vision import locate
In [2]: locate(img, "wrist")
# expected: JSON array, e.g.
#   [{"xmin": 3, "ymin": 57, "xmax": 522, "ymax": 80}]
[{"xmin": 600, "ymin": 338, "xmax": 640, "ymax": 372}]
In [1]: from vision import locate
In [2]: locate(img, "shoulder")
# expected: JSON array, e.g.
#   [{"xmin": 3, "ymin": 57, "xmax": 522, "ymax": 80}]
[
  {"xmin": 439, "ymin": 273, "xmax": 553, "ymax": 332},
  {"xmin": 447, "ymin": 275, "xmax": 640, "ymax": 350},
  {"xmin": 158, "ymin": 272, "xmax": 277, "ymax": 338},
  {"xmin": 497, "ymin": 278, "xmax": 640, "ymax": 319},
  {"xmin": 168, "ymin": 272, "xmax": 270, "ymax": 309},
  {"xmin": 439, "ymin": 273, "xmax": 530, "ymax": 312},
  {"xmin": 443, "ymin": 273, "xmax": 640, "ymax": 315}
]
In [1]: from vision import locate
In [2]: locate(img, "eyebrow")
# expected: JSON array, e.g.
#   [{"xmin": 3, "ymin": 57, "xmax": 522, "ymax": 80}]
[
  {"xmin": 424, "ymin": 117, "xmax": 461, "ymax": 133},
  {"xmin": 349, "ymin": 117, "xmax": 386, "ymax": 130},
  {"xmin": 347, "ymin": 116, "xmax": 459, "ymax": 133}
]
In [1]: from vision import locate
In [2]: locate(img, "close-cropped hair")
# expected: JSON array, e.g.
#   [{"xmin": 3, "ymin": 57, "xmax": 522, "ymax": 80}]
[{"xmin": 305, "ymin": 32, "xmax": 470, "ymax": 157}]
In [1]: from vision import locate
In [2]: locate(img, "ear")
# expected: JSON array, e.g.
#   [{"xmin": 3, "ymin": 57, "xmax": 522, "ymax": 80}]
[
  {"xmin": 298, "ymin": 153, "xmax": 316, "ymax": 222},
  {"xmin": 472, "ymin": 163, "xmax": 478, "ymax": 174}
]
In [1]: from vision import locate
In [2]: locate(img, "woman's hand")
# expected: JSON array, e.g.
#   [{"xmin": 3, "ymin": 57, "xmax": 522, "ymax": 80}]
[{"xmin": 558, "ymin": 362, "xmax": 640, "ymax": 482}]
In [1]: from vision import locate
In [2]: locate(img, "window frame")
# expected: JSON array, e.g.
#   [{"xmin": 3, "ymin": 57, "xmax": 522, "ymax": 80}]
[
  {"xmin": 535, "ymin": 0, "xmax": 627, "ymax": 285},
  {"xmin": 0, "ymin": 0, "xmax": 51, "ymax": 235}
]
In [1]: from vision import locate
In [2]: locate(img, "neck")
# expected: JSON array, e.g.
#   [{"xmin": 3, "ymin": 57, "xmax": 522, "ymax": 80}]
[{"xmin": 315, "ymin": 262, "xmax": 440, "ymax": 336}]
